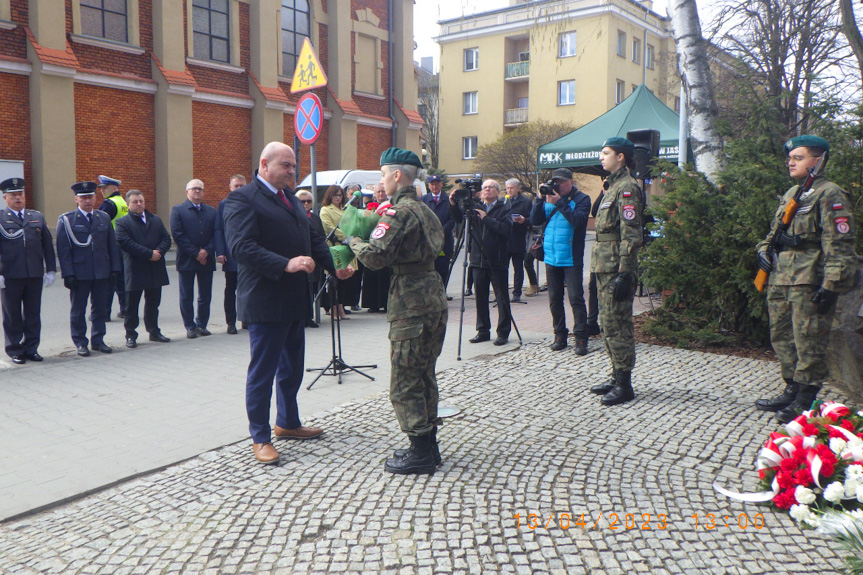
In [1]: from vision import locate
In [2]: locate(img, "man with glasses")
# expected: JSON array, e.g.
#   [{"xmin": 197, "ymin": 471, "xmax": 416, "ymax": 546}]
[
  {"xmin": 755, "ymin": 135, "xmax": 857, "ymax": 423},
  {"xmin": 215, "ymin": 174, "xmax": 247, "ymax": 334},
  {"xmin": 170, "ymin": 179, "xmax": 217, "ymax": 339}
]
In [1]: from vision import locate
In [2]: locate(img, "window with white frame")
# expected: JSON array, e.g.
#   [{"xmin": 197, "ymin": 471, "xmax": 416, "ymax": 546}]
[
  {"xmin": 463, "ymin": 136, "xmax": 478, "ymax": 159},
  {"xmin": 615, "ymin": 79, "xmax": 625, "ymax": 104},
  {"xmin": 80, "ymin": 0, "xmax": 128, "ymax": 43},
  {"xmin": 558, "ymin": 31, "xmax": 576, "ymax": 58},
  {"xmin": 646, "ymin": 43, "xmax": 655, "ymax": 69},
  {"xmin": 558, "ymin": 80, "xmax": 575, "ymax": 106},
  {"xmin": 281, "ymin": 0, "xmax": 310, "ymax": 77},
  {"xmin": 193, "ymin": 0, "xmax": 230, "ymax": 63},
  {"xmin": 464, "ymin": 48, "xmax": 478, "ymax": 71},
  {"xmin": 616, "ymin": 30, "xmax": 626, "ymax": 57},
  {"xmin": 632, "ymin": 37, "xmax": 641, "ymax": 63},
  {"xmin": 463, "ymin": 91, "xmax": 478, "ymax": 115}
]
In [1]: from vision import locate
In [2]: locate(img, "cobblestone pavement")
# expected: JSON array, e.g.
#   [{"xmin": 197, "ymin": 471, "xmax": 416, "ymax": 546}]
[{"xmin": 0, "ymin": 340, "xmax": 847, "ymax": 574}]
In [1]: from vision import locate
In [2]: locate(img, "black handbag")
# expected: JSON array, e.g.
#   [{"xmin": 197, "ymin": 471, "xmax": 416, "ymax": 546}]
[{"xmin": 528, "ymin": 206, "xmax": 559, "ymax": 262}]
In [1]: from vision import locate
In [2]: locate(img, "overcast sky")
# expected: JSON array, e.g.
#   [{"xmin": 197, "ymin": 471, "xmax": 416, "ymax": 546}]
[{"xmin": 413, "ymin": 0, "xmax": 671, "ymax": 71}]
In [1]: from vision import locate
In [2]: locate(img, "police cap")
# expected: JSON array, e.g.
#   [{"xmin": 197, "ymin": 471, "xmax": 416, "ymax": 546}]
[
  {"xmin": 0, "ymin": 177, "xmax": 24, "ymax": 194},
  {"xmin": 71, "ymin": 181, "xmax": 98, "ymax": 196},
  {"xmin": 784, "ymin": 135, "xmax": 830, "ymax": 154},
  {"xmin": 97, "ymin": 175, "xmax": 122, "ymax": 187},
  {"xmin": 380, "ymin": 147, "xmax": 423, "ymax": 168}
]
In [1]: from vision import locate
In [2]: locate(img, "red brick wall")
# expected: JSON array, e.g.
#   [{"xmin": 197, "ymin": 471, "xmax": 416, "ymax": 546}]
[
  {"xmin": 0, "ymin": 73, "xmax": 32, "ymax": 206},
  {"xmin": 191, "ymin": 102, "xmax": 252, "ymax": 206},
  {"xmin": 73, "ymin": 44, "xmax": 151, "ymax": 78},
  {"xmin": 187, "ymin": 2, "xmax": 250, "ymax": 95},
  {"xmin": 73, "ymin": 85, "xmax": 157, "ymax": 212},
  {"xmin": 356, "ymin": 125, "xmax": 389, "ymax": 170},
  {"xmin": 0, "ymin": 1, "xmax": 28, "ymax": 60}
]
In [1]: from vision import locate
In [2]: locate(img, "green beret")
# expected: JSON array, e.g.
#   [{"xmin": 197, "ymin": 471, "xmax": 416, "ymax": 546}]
[
  {"xmin": 380, "ymin": 147, "xmax": 423, "ymax": 168},
  {"xmin": 784, "ymin": 135, "xmax": 830, "ymax": 154},
  {"xmin": 602, "ymin": 137, "xmax": 635, "ymax": 156}
]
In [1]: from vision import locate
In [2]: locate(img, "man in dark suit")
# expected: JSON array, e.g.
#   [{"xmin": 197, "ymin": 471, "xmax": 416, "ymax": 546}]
[
  {"xmin": 420, "ymin": 175, "xmax": 455, "ymax": 291},
  {"xmin": 56, "ymin": 181, "xmax": 122, "ymax": 356},
  {"xmin": 296, "ymin": 189, "xmax": 324, "ymax": 327},
  {"xmin": 170, "ymin": 179, "xmax": 217, "ymax": 339},
  {"xmin": 451, "ymin": 179, "xmax": 513, "ymax": 345},
  {"xmin": 115, "ymin": 190, "xmax": 172, "ymax": 348},
  {"xmin": 0, "ymin": 178, "xmax": 56, "ymax": 364},
  {"xmin": 504, "ymin": 179, "xmax": 533, "ymax": 303},
  {"xmin": 223, "ymin": 141, "xmax": 354, "ymax": 465},
  {"xmin": 215, "ymin": 174, "xmax": 247, "ymax": 334}
]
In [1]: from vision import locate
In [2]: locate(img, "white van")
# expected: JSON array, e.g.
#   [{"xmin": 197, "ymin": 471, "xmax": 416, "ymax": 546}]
[{"xmin": 296, "ymin": 169, "xmax": 425, "ymax": 202}]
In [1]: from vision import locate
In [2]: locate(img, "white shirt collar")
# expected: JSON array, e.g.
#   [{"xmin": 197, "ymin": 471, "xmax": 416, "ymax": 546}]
[
  {"xmin": 77, "ymin": 207, "xmax": 93, "ymax": 218},
  {"xmin": 257, "ymin": 174, "xmax": 280, "ymax": 195}
]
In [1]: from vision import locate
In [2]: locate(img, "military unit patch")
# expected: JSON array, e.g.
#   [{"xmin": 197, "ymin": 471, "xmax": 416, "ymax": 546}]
[
  {"xmin": 622, "ymin": 205, "xmax": 636, "ymax": 221},
  {"xmin": 371, "ymin": 222, "xmax": 390, "ymax": 239},
  {"xmin": 836, "ymin": 216, "xmax": 850, "ymax": 234}
]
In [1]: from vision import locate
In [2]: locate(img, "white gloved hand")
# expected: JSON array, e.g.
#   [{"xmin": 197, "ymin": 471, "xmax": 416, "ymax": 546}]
[{"xmin": 44, "ymin": 272, "xmax": 56, "ymax": 287}]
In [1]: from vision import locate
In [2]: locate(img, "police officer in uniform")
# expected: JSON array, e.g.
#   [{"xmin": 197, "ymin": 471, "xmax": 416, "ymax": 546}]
[
  {"xmin": 588, "ymin": 137, "xmax": 643, "ymax": 406},
  {"xmin": 56, "ymin": 181, "xmax": 122, "ymax": 356},
  {"xmin": 349, "ymin": 148, "xmax": 448, "ymax": 475},
  {"xmin": 97, "ymin": 175, "xmax": 129, "ymax": 319},
  {"xmin": 755, "ymin": 135, "xmax": 858, "ymax": 423},
  {"xmin": 0, "ymin": 178, "xmax": 56, "ymax": 364}
]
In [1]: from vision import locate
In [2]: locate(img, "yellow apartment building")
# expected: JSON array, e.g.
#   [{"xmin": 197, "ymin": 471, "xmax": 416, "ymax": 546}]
[{"xmin": 437, "ymin": 0, "xmax": 680, "ymax": 177}]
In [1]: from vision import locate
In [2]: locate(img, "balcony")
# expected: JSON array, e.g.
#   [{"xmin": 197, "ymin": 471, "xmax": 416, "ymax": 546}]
[
  {"xmin": 504, "ymin": 107, "xmax": 528, "ymax": 126},
  {"xmin": 505, "ymin": 61, "xmax": 529, "ymax": 81}
]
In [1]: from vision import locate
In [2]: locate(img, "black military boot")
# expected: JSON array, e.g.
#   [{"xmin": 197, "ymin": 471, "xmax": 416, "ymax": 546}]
[
  {"xmin": 755, "ymin": 378, "xmax": 800, "ymax": 412},
  {"xmin": 601, "ymin": 370, "xmax": 635, "ymax": 406},
  {"xmin": 590, "ymin": 371, "xmax": 618, "ymax": 395},
  {"xmin": 385, "ymin": 433, "xmax": 436, "ymax": 475},
  {"xmin": 776, "ymin": 384, "xmax": 821, "ymax": 424},
  {"xmin": 393, "ymin": 427, "xmax": 441, "ymax": 466}
]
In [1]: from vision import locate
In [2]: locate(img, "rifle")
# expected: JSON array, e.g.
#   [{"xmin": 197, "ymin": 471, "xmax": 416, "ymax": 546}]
[{"xmin": 754, "ymin": 153, "xmax": 827, "ymax": 292}]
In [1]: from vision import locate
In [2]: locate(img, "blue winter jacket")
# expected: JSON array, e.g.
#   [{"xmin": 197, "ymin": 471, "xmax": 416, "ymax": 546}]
[{"xmin": 530, "ymin": 190, "xmax": 591, "ymax": 267}]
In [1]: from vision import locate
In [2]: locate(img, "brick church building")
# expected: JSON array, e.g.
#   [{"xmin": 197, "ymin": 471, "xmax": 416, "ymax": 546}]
[{"xmin": 0, "ymin": 0, "xmax": 422, "ymax": 222}]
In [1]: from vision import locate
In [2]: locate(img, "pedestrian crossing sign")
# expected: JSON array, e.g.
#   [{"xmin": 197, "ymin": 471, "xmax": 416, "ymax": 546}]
[{"xmin": 290, "ymin": 38, "xmax": 328, "ymax": 94}]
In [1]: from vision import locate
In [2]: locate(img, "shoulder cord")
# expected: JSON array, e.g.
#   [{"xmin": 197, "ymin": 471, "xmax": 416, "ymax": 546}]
[
  {"xmin": 0, "ymin": 221, "xmax": 24, "ymax": 240},
  {"xmin": 61, "ymin": 215, "xmax": 93, "ymax": 248}
]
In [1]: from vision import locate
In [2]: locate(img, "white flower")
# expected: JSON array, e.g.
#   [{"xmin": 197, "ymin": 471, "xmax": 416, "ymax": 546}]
[
  {"xmin": 830, "ymin": 438, "xmax": 847, "ymax": 454},
  {"xmin": 824, "ymin": 482, "xmax": 845, "ymax": 504},
  {"xmin": 796, "ymin": 485, "xmax": 817, "ymax": 505},
  {"xmin": 790, "ymin": 504, "xmax": 811, "ymax": 523},
  {"xmin": 848, "ymin": 465, "xmax": 863, "ymax": 480},
  {"xmin": 803, "ymin": 512, "xmax": 821, "ymax": 528},
  {"xmin": 855, "ymin": 484, "xmax": 863, "ymax": 504},
  {"xmin": 851, "ymin": 509, "xmax": 863, "ymax": 521},
  {"xmin": 845, "ymin": 477, "xmax": 859, "ymax": 498}
]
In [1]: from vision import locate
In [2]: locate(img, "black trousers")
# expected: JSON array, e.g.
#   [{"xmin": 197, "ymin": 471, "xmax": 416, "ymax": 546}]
[
  {"xmin": 69, "ymin": 279, "xmax": 111, "ymax": 347},
  {"xmin": 224, "ymin": 270, "xmax": 238, "ymax": 326},
  {"xmin": 546, "ymin": 264, "xmax": 586, "ymax": 339},
  {"xmin": 107, "ymin": 265, "xmax": 126, "ymax": 316},
  {"xmin": 508, "ymin": 252, "xmax": 525, "ymax": 296},
  {"xmin": 124, "ymin": 287, "xmax": 163, "ymax": 339},
  {"xmin": 523, "ymin": 253, "xmax": 539, "ymax": 286},
  {"xmin": 587, "ymin": 272, "xmax": 599, "ymax": 326},
  {"xmin": 473, "ymin": 267, "xmax": 511, "ymax": 337},
  {"xmin": 2, "ymin": 277, "xmax": 43, "ymax": 356}
]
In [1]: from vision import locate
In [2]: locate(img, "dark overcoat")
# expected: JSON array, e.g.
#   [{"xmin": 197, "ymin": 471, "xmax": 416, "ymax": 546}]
[
  {"xmin": 115, "ymin": 211, "xmax": 172, "ymax": 291},
  {"xmin": 169, "ymin": 199, "xmax": 217, "ymax": 272}
]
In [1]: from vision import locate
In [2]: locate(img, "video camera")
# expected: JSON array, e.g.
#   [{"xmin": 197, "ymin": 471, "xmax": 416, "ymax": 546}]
[{"xmin": 452, "ymin": 174, "xmax": 484, "ymax": 212}]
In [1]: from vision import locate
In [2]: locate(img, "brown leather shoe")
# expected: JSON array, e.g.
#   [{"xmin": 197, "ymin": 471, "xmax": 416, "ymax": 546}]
[
  {"xmin": 273, "ymin": 425, "xmax": 323, "ymax": 440},
  {"xmin": 253, "ymin": 442, "xmax": 280, "ymax": 464}
]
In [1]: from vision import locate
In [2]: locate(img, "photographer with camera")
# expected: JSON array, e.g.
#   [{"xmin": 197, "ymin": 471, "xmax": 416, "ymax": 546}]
[
  {"xmin": 530, "ymin": 168, "xmax": 591, "ymax": 355},
  {"xmin": 450, "ymin": 179, "xmax": 513, "ymax": 345}
]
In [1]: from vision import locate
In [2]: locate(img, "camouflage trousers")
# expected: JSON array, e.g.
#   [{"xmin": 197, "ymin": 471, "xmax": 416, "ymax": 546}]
[
  {"xmin": 767, "ymin": 285, "xmax": 835, "ymax": 384},
  {"xmin": 388, "ymin": 309, "xmax": 448, "ymax": 436},
  {"xmin": 596, "ymin": 272, "xmax": 636, "ymax": 371}
]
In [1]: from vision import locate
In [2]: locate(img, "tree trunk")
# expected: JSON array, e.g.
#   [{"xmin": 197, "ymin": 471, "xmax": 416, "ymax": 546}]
[
  {"xmin": 839, "ymin": 0, "xmax": 863, "ymax": 92},
  {"xmin": 668, "ymin": 0, "xmax": 725, "ymax": 183}
]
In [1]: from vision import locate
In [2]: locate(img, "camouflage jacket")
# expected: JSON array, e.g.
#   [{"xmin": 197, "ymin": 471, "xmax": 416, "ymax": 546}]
[
  {"xmin": 590, "ymin": 167, "xmax": 643, "ymax": 274},
  {"xmin": 757, "ymin": 176, "xmax": 857, "ymax": 292},
  {"xmin": 350, "ymin": 185, "xmax": 447, "ymax": 320}
]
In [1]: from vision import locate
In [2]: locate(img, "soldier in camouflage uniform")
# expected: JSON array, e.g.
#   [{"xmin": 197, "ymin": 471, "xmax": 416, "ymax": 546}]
[
  {"xmin": 755, "ymin": 135, "xmax": 858, "ymax": 423},
  {"xmin": 589, "ymin": 137, "xmax": 643, "ymax": 406},
  {"xmin": 349, "ymin": 147, "xmax": 448, "ymax": 475}
]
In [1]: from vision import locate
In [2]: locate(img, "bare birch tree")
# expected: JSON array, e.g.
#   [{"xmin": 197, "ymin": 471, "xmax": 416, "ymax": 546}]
[
  {"xmin": 668, "ymin": 0, "xmax": 725, "ymax": 183},
  {"xmin": 417, "ymin": 68, "xmax": 440, "ymax": 169},
  {"xmin": 839, "ymin": 0, "xmax": 863, "ymax": 93}
]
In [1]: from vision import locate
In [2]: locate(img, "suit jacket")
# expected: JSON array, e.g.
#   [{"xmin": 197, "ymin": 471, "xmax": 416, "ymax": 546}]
[
  {"xmin": 115, "ymin": 211, "xmax": 172, "ymax": 291},
  {"xmin": 420, "ymin": 192, "xmax": 455, "ymax": 257},
  {"xmin": 214, "ymin": 198, "xmax": 237, "ymax": 272},
  {"xmin": 169, "ymin": 199, "xmax": 217, "ymax": 272},
  {"xmin": 505, "ymin": 194, "xmax": 533, "ymax": 254},
  {"xmin": 452, "ymin": 199, "xmax": 513, "ymax": 270},
  {"xmin": 223, "ymin": 175, "xmax": 334, "ymax": 323},
  {"xmin": 55, "ymin": 209, "xmax": 121, "ymax": 280},
  {"xmin": 0, "ymin": 207, "xmax": 56, "ymax": 279}
]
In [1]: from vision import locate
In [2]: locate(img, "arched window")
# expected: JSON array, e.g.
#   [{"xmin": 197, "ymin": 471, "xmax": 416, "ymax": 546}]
[{"xmin": 282, "ymin": 0, "xmax": 310, "ymax": 77}]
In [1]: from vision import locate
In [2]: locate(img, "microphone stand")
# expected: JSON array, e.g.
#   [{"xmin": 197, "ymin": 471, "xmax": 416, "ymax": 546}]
[{"xmin": 306, "ymin": 194, "xmax": 377, "ymax": 389}]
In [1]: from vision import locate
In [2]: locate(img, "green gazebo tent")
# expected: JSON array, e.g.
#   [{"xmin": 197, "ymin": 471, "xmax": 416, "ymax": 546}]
[{"xmin": 537, "ymin": 84, "xmax": 689, "ymax": 174}]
